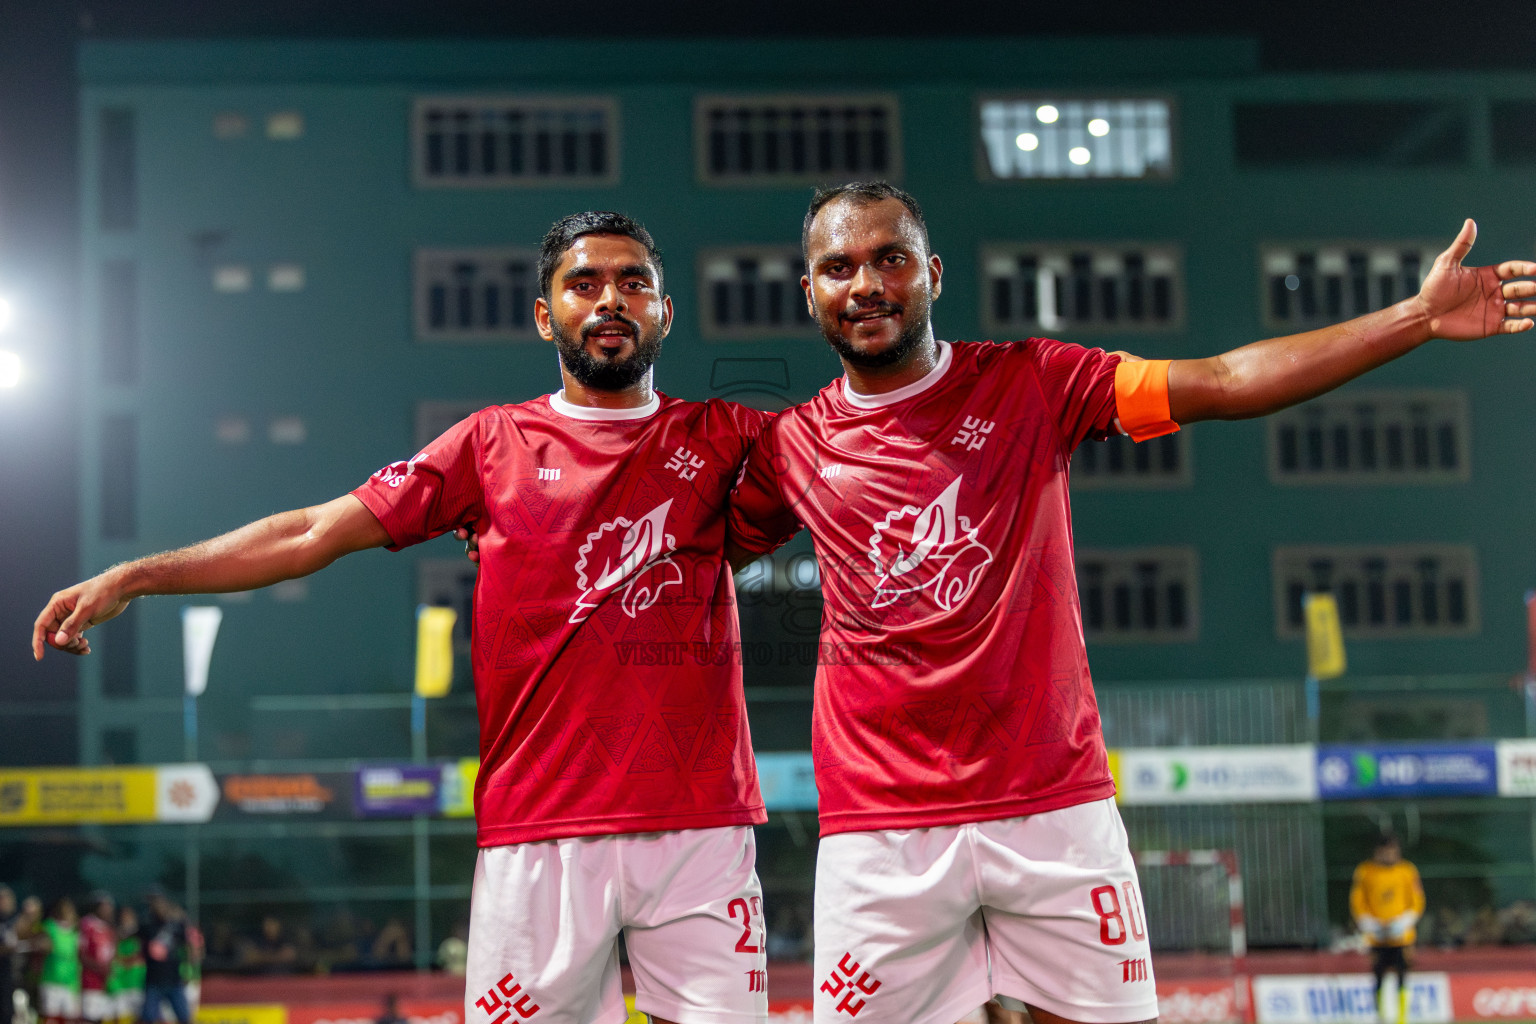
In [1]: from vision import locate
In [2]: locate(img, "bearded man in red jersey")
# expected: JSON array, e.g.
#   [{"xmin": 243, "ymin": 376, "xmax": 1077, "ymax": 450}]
[
  {"xmin": 725, "ymin": 181, "xmax": 1536, "ymax": 1024},
  {"xmin": 36, "ymin": 212, "xmax": 774, "ymax": 1024}
]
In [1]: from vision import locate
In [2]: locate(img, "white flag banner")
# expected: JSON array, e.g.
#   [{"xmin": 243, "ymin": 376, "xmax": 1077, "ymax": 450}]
[
  {"xmin": 181, "ymin": 606, "xmax": 223, "ymax": 697},
  {"xmin": 154, "ymin": 764, "xmax": 220, "ymax": 823}
]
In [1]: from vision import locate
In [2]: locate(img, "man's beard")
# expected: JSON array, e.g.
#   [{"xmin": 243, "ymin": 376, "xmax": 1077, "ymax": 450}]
[
  {"xmin": 552, "ymin": 314, "xmax": 663, "ymax": 390},
  {"xmin": 815, "ymin": 294, "xmax": 932, "ymax": 369}
]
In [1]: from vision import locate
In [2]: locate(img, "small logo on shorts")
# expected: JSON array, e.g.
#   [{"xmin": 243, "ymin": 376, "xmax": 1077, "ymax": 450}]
[
  {"xmin": 746, "ymin": 969, "xmax": 766, "ymax": 992},
  {"xmin": 475, "ymin": 973, "xmax": 540, "ymax": 1022},
  {"xmin": 1120, "ymin": 957, "xmax": 1149, "ymax": 983},
  {"xmin": 820, "ymin": 953, "xmax": 881, "ymax": 1017}
]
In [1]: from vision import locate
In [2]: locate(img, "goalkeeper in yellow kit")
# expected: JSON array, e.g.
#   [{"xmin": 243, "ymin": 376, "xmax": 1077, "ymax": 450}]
[{"xmin": 1351, "ymin": 835, "xmax": 1425, "ymax": 1024}]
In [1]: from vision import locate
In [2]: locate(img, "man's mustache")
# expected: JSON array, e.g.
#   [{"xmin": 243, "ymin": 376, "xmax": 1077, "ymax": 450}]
[{"xmin": 840, "ymin": 302, "xmax": 904, "ymax": 320}]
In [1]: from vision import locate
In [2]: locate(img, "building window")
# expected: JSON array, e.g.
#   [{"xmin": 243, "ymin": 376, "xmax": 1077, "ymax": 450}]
[
  {"xmin": 1267, "ymin": 390, "xmax": 1469, "ymax": 485},
  {"xmin": 415, "ymin": 249, "xmax": 539, "ymax": 342},
  {"xmin": 1077, "ymin": 547, "xmax": 1199, "ymax": 643},
  {"xmin": 1273, "ymin": 545, "xmax": 1479, "ymax": 638},
  {"xmin": 98, "ymin": 108, "xmax": 136, "ymax": 231},
  {"xmin": 413, "ymin": 96, "xmax": 618, "ymax": 186},
  {"xmin": 1074, "ymin": 433, "xmax": 1189, "ymax": 489},
  {"xmin": 1261, "ymin": 243, "xmax": 1438, "ymax": 329},
  {"xmin": 980, "ymin": 98, "xmax": 1172, "ymax": 180},
  {"xmin": 699, "ymin": 247, "xmax": 814, "ymax": 338},
  {"xmin": 696, "ymin": 95, "xmax": 900, "ymax": 183},
  {"xmin": 99, "ymin": 260, "xmax": 138, "ymax": 385},
  {"xmin": 100, "ymin": 413, "xmax": 136, "ymax": 540},
  {"xmin": 101, "ymin": 602, "xmax": 137, "ymax": 698},
  {"xmin": 982, "ymin": 244, "xmax": 1182, "ymax": 333},
  {"xmin": 415, "ymin": 400, "xmax": 492, "ymax": 450},
  {"xmin": 1234, "ymin": 101, "xmax": 1469, "ymax": 168},
  {"xmin": 1492, "ymin": 101, "xmax": 1536, "ymax": 164}
]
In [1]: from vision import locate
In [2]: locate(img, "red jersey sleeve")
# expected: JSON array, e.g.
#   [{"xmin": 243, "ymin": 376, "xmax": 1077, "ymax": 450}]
[
  {"xmin": 1026, "ymin": 338, "xmax": 1122, "ymax": 449},
  {"xmin": 351, "ymin": 411, "xmax": 487, "ymax": 551},
  {"xmin": 727, "ymin": 421, "xmax": 802, "ymax": 557}
]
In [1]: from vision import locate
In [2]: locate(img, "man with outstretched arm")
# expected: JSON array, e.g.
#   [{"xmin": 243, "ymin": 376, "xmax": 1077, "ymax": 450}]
[
  {"xmin": 36, "ymin": 212, "xmax": 775, "ymax": 1024},
  {"xmin": 724, "ymin": 181, "xmax": 1533, "ymax": 1024}
]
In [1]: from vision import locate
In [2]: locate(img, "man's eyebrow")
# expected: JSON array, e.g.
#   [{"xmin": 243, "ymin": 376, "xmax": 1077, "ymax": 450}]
[
  {"xmin": 815, "ymin": 242, "xmax": 911, "ymax": 267},
  {"xmin": 618, "ymin": 264, "xmax": 655, "ymax": 281},
  {"xmin": 561, "ymin": 264, "xmax": 655, "ymax": 283},
  {"xmin": 561, "ymin": 266, "xmax": 601, "ymax": 283}
]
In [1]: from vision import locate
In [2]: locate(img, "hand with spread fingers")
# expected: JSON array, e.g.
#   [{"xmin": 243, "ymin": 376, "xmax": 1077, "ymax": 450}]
[{"xmin": 1414, "ymin": 219, "xmax": 1536, "ymax": 340}]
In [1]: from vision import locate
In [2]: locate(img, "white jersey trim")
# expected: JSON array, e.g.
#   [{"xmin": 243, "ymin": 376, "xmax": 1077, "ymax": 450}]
[
  {"xmin": 842, "ymin": 341, "xmax": 953, "ymax": 409},
  {"xmin": 548, "ymin": 390, "xmax": 661, "ymax": 421}
]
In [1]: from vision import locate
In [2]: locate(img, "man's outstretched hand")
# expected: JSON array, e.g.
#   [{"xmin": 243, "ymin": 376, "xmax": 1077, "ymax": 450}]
[
  {"xmin": 1416, "ymin": 219, "xmax": 1536, "ymax": 340},
  {"xmin": 32, "ymin": 572, "xmax": 132, "ymax": 660}
]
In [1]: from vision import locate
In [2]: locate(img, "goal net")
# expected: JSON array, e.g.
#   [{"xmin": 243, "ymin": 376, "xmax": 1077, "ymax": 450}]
[{"xmin": 1134, "ymin": 849, "xmax": 1246, "ymax": 957}]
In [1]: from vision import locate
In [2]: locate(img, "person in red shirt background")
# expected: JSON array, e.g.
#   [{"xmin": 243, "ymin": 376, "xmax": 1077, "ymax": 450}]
[
  {"xmin": 725, "ymin": 181, "xmax": 1535, "ymax": 1024},
  {"xmin": 77, "ymin": 894, "xmax": 116, "ymax": 1024}
]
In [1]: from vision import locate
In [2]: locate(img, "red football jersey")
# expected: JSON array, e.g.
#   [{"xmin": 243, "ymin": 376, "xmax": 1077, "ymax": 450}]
[
  {"xmin": 729, "ymin": 339, "xmax": 1124, "ymax": 835},
  {"xmin": 79, "ymin": 914, "xmax": 116, "ymax": 991},
  {"xmin": 354, "ymin": 391, "xmax": 772, "ymax": 846}
]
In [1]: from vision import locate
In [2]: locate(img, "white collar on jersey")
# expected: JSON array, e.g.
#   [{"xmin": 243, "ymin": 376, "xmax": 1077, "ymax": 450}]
[
  {"xmin": 547, "ymin": 390, "xmax": 661, "ymax": 421},
  {"xmin": 841, "ymin": 340, "xmax": 953, "ymax": 409}
]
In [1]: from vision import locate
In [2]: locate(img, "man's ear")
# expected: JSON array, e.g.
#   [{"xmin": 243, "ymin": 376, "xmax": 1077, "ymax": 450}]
[
  {"xmin": 534, "ymin": 296, "xmax": 554, "ymax": 342},
  {"xmin": 802, "ymin": 275, "xmax": 815, "ymax": 317},
  {"xmin": 929, "ymin": 253, "xmax": 943, "ymax": 301},
  {"xmin": 660, "ymin": 295, "xmax": 674, "ymax": 338}
]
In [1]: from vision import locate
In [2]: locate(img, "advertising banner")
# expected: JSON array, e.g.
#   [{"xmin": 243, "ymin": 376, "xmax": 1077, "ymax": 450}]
[
  {"xmin": 439, "ymin": 758, "xmax": 478, "ymax": 818},
  {"xmin": 756, "ymin": 752, "xmax": 817, "ymax": 812},
  {"xmin": 1494, "ymin": 740, "xmax": 1536, "ymax": 797},
  {"xmin": 286, "ymin": 1002, "xmax": 459, "ymax": 1024},
  {"xmin": 1158, "ymin": 979, "xmax": 1249, "ymax": 1024},
  {"xmin": 196, "ymin": 1006, "xmax": 288, "ymax": 1024},
  {"xmin": 1449, "ymin": 972, "xmax": 1536, "ymax": 1020},
  {"xmin": 0, "ymin": 766, "xmax": 220, "ymax": 825},
  {"xmin": 1316, "ymin": 744, "xmax": 1498, "ymax": 800},
  {"xmin": 1253, "ymin": 974, "xmax": 1451, "ymax": 1024},
  {"xmin": 1116, "ymin": 746, "xmax": 1317, "ymax": 805},
  {"xmin": 216, "ymin": 772, "xmax": 354, "ymax": 821},
  {"xmin": 355, "ymin": 765, "xmax": 441, "ymax": 817}
]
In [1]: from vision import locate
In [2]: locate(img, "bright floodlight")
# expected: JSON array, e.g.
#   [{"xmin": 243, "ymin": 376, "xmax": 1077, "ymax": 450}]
[
  {"xmin": 1088, "ymin": 118, "xmax": 1110, "ymax": 137},
  {"xmin": 0, "ymin": 351, "xmax": 20, "ymax": 388},
  {"xmin": 1035, "ymin": 104, "xmax": 1059, "ymax": 124},
  {"xmin": 1015, "ymin": 132, "xmax": 1039, "ymax": 152},
  {"xmin": 1069, "ymin": 147, "xmax": 1092, "ymax": 165},
  {"xmin": 0, "ymin": 297, "xmax": 12, "ymax": 332}
]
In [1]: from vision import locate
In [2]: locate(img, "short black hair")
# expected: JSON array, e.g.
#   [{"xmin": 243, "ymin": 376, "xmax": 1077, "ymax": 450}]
[
  {"xmin": 802, "ymin": 181, "xmax": 930, "ymax": 267},
  {"xmin": 1375, "ymin": 833, "xmax": 1400, "ymax": 849},
  {"xmin": 538, "ymin": 211, "xmax": 663, "ymax": 300}
]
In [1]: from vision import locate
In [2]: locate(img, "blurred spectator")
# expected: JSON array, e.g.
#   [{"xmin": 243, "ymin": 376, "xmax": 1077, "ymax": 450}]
[
  {"xmin": 435, "ymin": 922, "xmax": 467, "ymax": 977},
  {"xmin": 369, "ymin": 920, "xmax": 411, "ymax": 968},
  {"xmin": 236, "ymin": 917, "xmax": 297, "ymax": 975},
  {"xmin": 1, "ymin": 886, "xmax": 18, "ymax": 1024},
  {"xmin": 112, "ymin": 905, "xmax": 145, "ymax": 1024},
  {"xmin": 373, "ymin": 994, "xmax": 406, "ymax": 1024},
  {"xmin": 78, "ymin": 893, "xmax": 115, "ymax": 1024},
  {"xmin": 766, "ymin": 904, "xmax": 811, "ymax": 961},
  {"xmin": 139, "ymin": 888, "xmax": 191, "ymax": 1024},
  {"xmin": 37, "ymin": 897, "xmax": 80, "ymax": 1024}
]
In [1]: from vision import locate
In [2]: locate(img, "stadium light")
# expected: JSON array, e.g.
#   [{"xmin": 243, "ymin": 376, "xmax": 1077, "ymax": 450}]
[
  {"xmin": 0, "ymin": 350, "xmax": 19, "ymax": 389},
  {"xmin": 1035, "ymin": 104, "xmax": 1059, "ymax": 124},
  {"xmin": 1088, "ymin": 118, "xmax": 1111, "ymax": 137},
  {"xmin": 1069, "ymin": 147, "xmax": 1092, "ymax": 165},
  {"xmin": 1015, "ymin": 132, "xmax": 1039, "ymax": 152}
]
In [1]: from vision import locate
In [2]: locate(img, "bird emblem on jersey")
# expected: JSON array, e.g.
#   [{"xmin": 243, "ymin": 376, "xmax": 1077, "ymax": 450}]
[
  {"xmin": 571, "ymin": 499, "xmax": 684, "ymax": 623},
  {"xmin": 867, "ymin": 476, "xmax": 994, "ymax": 611}
]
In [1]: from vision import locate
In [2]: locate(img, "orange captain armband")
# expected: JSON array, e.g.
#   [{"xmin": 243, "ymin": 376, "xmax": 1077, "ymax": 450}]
[{"xmin": 1113, "ymin": 357, "xmax": 1180, "ymax": 442}]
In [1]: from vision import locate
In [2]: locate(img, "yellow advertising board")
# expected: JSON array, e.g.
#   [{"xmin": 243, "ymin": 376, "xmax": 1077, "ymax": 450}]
[
  {"xmin": 0, "ymin": 767, "xmax": 157, "ymax": 825},
  {"xmin": 440, "ymin": 757, "xmax": 479, "ymax": 818},
  {"xmin": 1106, "ymin": 749, "xmax": 1122, "ymax": 802},
  {"xmin": 196, "ymin": 1005, "xmax": 287, "ymax": 1024}
]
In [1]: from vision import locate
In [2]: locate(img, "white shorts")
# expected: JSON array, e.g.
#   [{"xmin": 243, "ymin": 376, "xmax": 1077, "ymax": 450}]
[
  {"xmin": 82, "ymin": 988, "xmax": 115, "ymax": 1022},
  {"xmin": 119, "ymin": 989, "xmax": 146, "ymax": 1022},
  {"xmin": 813, "ymin": 798, "xmax": 1158, "ymax": 1024},
  {"xmin": 40, "ymin": 984, "xmax": 81, "ymax": 1020},
  {"xmin": 465, "ymin": 826, "xmax": 767, "ymax": 1024}
]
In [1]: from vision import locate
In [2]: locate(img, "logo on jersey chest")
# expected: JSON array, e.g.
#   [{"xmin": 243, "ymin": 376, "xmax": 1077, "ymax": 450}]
[
  {"xmin": 866, "ymin": 476, "xmax": 994, "ymax": 611},
  {"xmin": 570, "ymin": 499, "xmax": 684, "ymax": 624}
]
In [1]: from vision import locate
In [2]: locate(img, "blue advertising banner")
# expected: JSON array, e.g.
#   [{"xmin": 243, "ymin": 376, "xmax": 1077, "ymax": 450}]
[
  {"xmin": 354, "ymin": 764, "xmax": 442, "ymax": 817},
  {"xmin": 1316, "ymin": 743, "xmax": 1498, "ymax": 800},
  {"xmin": 755, "ymin": 752, "xmax": 817, "ymax": 811}
]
